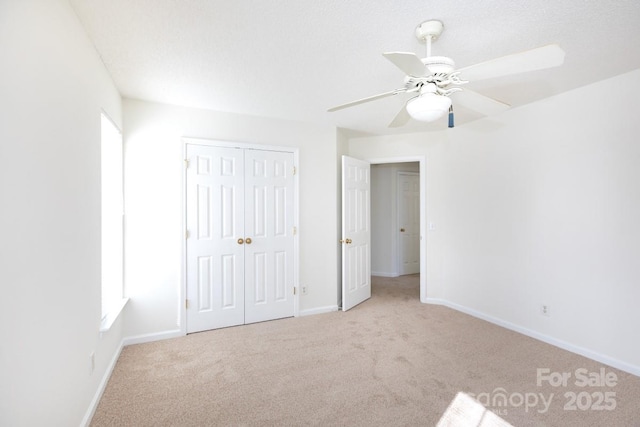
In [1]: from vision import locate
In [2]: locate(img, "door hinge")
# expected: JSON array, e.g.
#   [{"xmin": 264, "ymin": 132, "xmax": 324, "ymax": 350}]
[
  {"xmin": 292, "ymin": 226, "xmax": 297, "ymax": 235},
  {"xmin": 184, "ymin": 158, "xmax": 190, "ymax": 168},
  {"xmin": 185, "ymin": 230, "xmax": 190, "ymax": 239},
  {"xmin": 185, "ymin": 299, "xmax": 190, "ymax": 309},
  {"xmin": 293, "ymin": 166, "xmax": 297, "ymax": 175},
  {"xmin": 293, "ymin": 287, "xmax": 297, "ymax": 295}
]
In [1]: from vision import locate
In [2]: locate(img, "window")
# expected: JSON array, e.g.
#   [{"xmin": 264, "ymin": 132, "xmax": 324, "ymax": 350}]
[{"xmin": 100, "ymin": 112, "xmax": 126, "ymax": 331}]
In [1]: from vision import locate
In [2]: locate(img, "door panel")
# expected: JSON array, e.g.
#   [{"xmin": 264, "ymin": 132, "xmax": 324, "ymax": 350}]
[
  {"xmin": 341, "ymin": 155, "xmax": 371, "ymax": 311},
  {"xmin": 274, "ymin": 251, "xmax": 287, "ymax": 300},
  {"xmin": 197, "ymin": 256, "xmax": 213, "ymax": 310},
  {"xmin": 221, "ymin": 254, "xmax": 239, "ymax": 309}
]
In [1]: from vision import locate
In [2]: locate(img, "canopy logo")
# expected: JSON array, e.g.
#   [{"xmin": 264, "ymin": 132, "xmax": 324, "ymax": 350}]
[{"xmin": 468, "ymin": 388, "xmax": 553, "ymax": 415}]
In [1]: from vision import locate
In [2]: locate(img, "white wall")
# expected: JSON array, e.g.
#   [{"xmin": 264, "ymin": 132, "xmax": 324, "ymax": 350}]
[
  {"xmin": 122, "ymin": 99, "xmax": 340, "ymax": 339},
  {"xmin": 371, "ymin": 162, "xmax": 419, "ymax": 276},
  {"xmin": 349, "ymin": 69, "xmax": 640, "ymax": 374},
  {"xmin": 0, "ymin": 1, "xmax": 123, "ymax": 425}
]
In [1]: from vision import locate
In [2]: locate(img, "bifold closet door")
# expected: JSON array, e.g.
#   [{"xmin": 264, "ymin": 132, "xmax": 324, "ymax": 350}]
[{"xmin": 186, "ymin": 144, "xmax": 295, "ymax": 333}]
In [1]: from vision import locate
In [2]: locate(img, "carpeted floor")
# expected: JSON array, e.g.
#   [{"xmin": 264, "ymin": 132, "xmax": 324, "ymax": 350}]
[{"xmin": 91, "ymin": 275, "xmax": 640, "ymax": 426}]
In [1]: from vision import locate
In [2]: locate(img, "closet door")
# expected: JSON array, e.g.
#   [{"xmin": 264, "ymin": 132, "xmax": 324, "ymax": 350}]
[
  {"xmin": 186, "ymin": 144, "xmax": 295, "ymax": 333},
  {"xmin": 186, "ymin": 145, "xmax": 245, "ymax": 333},
  {"xmin": 244, "ymin": 150, "xmax": 295, "ymax": 324}
]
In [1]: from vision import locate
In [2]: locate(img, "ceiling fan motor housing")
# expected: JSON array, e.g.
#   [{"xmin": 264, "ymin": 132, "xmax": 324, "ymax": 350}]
[{"xmin": 422, "ymin": 56, "xmax": 455, "ymax": 74}]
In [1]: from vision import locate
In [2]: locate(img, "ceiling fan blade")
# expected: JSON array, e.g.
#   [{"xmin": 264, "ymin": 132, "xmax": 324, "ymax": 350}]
[
  {"xmin": 453, "ymin": 89, "xmax": 510, "ymax": 116},
  {"xmin": 457, "ymin": 44, "xmax": 565, "ymax": 81},
  {"xmin": 383, "ymin": 52, "xmax": 427, "ymax": 77},
  {"xmin": 388, "ymin": 102, "xmax": 411, "ymax": 128},
  {"xmin": 327, "ymin": 88, "xmax": 405, "ymax": 112}
]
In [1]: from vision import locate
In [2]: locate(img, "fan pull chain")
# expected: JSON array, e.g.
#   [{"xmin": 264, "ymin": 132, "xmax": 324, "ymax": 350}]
[{"xmin": 448, "ymin": 105, "xmax": 454, "ymax": 128}]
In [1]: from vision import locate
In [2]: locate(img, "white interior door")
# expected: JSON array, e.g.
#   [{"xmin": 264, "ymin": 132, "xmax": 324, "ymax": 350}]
[
  {"xmin": 398, "ymin": 172, "xmax": 420, "ymax": 275},
  {"xmin": 244, "ymin": 150, "xmax": 295, "ymax": 324},
  {"xmin": 186, "ymin": 144, "xmax": 245, "ymax": 332},
  {"xmin": 341, "ymin": 155, "xmax": 371, "ymax": 311}
]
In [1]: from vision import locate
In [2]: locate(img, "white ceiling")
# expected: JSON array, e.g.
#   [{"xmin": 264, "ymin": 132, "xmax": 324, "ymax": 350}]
[{"xmin": 70, "ymin": 0, "xmax": 640, "ymax": 136}]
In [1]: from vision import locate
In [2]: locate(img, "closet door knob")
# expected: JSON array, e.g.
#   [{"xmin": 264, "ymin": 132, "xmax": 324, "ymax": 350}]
[
  {"xmin": 237, "ymin": 238, "xmax": 244, "ymax": 245},
  {"xmin": 245, "ymin": 237, "xmax": 252, "ymax": 244}
]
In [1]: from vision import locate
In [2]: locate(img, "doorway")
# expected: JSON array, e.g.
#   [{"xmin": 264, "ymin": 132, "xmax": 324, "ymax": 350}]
[{"xmin": 369, "ymin": 159, "xmax": 426, "ymax": 301}]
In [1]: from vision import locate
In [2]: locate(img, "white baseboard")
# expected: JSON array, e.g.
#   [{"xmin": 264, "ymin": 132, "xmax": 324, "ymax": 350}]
[
  {"xmin": 122, "ymin": 329, "xmax": 184, "ymax": 346},
  {"xmin": 426, "ymin": 298, "xmax": 640, "ymax": 377},
  {"xmin": 371, "ymin": 271, "xmax": 399, "ymax": 278},
  {"xmin": 298, "ymin": 305, "xmax": 339, "ymax": 316},
  {"xmin": 80, "ymin": 339, "xmax": 124, "ymax": 427}
]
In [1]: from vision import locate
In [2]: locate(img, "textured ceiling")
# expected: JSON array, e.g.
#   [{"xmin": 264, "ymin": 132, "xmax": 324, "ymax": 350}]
[{"xmin": 70, "ymin": 0, "xmax": 640, "ymax": 136}]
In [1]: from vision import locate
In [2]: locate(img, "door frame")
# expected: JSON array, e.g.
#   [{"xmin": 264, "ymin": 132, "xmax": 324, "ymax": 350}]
[
  {"xmin": 368, "ymin": 156, "xmax": 427, "ymax": 303},
  {"xmin": 179, "ymin": 137, "xmax": 300, "ymax": 335}
]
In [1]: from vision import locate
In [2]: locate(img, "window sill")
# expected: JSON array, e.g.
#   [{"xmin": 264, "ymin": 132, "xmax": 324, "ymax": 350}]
[{"xmin": 100, "ymin": 298, "xmax": 129, "ymax": 333}]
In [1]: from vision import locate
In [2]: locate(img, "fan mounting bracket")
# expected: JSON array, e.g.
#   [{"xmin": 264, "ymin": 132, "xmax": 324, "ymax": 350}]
[{"xmin": 415, "ymin": 20, "xmax": 444, "ymax": 43}]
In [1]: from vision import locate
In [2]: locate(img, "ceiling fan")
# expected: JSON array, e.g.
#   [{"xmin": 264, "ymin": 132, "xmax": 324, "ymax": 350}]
[{"xmin": 328, "ymin": 20, "xmax": 565, "ymax": 128}]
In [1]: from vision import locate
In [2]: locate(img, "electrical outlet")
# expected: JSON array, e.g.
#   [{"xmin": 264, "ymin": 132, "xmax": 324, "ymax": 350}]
[
  {"xmin": 89, "ymin": 352, "xmax": 95, "ymax": 375},
  {"xmin": 540, "ymin": 304, "xmax": 550, "ymax": 317},
  {"xmin": 301, "ymin": 285, "xmax": 308, "ymax": 295}
]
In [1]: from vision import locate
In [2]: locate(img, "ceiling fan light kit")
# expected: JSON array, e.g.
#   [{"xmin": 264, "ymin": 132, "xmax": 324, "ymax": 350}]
[
  {"xmin": 407, "ymin": 93, "xmax": 451, "ymax": 122},
  {"xmin": 328, "ymin": 19, "xmax": 565, "ymax": 129}
]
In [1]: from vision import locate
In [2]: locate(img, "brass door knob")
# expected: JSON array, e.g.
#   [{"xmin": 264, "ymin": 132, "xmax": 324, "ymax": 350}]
[
  {"xmin": 245, "ymin": 237, "xmax": 252, "ymax": 244},
  {"xmin": 400, "ymin": 228, "xmax": 405, "ymax": 232},
  {"xmin": 345, "ymin": 238, "xmax": 352, "ymax": 244},
  {"xmin": 237, "ymin": 238, "xmax": 244, "ymax": 245}
]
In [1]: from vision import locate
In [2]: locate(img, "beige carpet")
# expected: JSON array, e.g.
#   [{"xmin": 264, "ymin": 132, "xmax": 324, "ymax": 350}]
[{"xmin": 91, "ymin": 275, "xmax": 640, "ymax": 426}]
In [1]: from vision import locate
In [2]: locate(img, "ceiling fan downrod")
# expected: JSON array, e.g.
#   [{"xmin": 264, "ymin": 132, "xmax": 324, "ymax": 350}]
[{"xmin": 415, "ymin": 20, "xmax": 444, "ymax": 58}]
